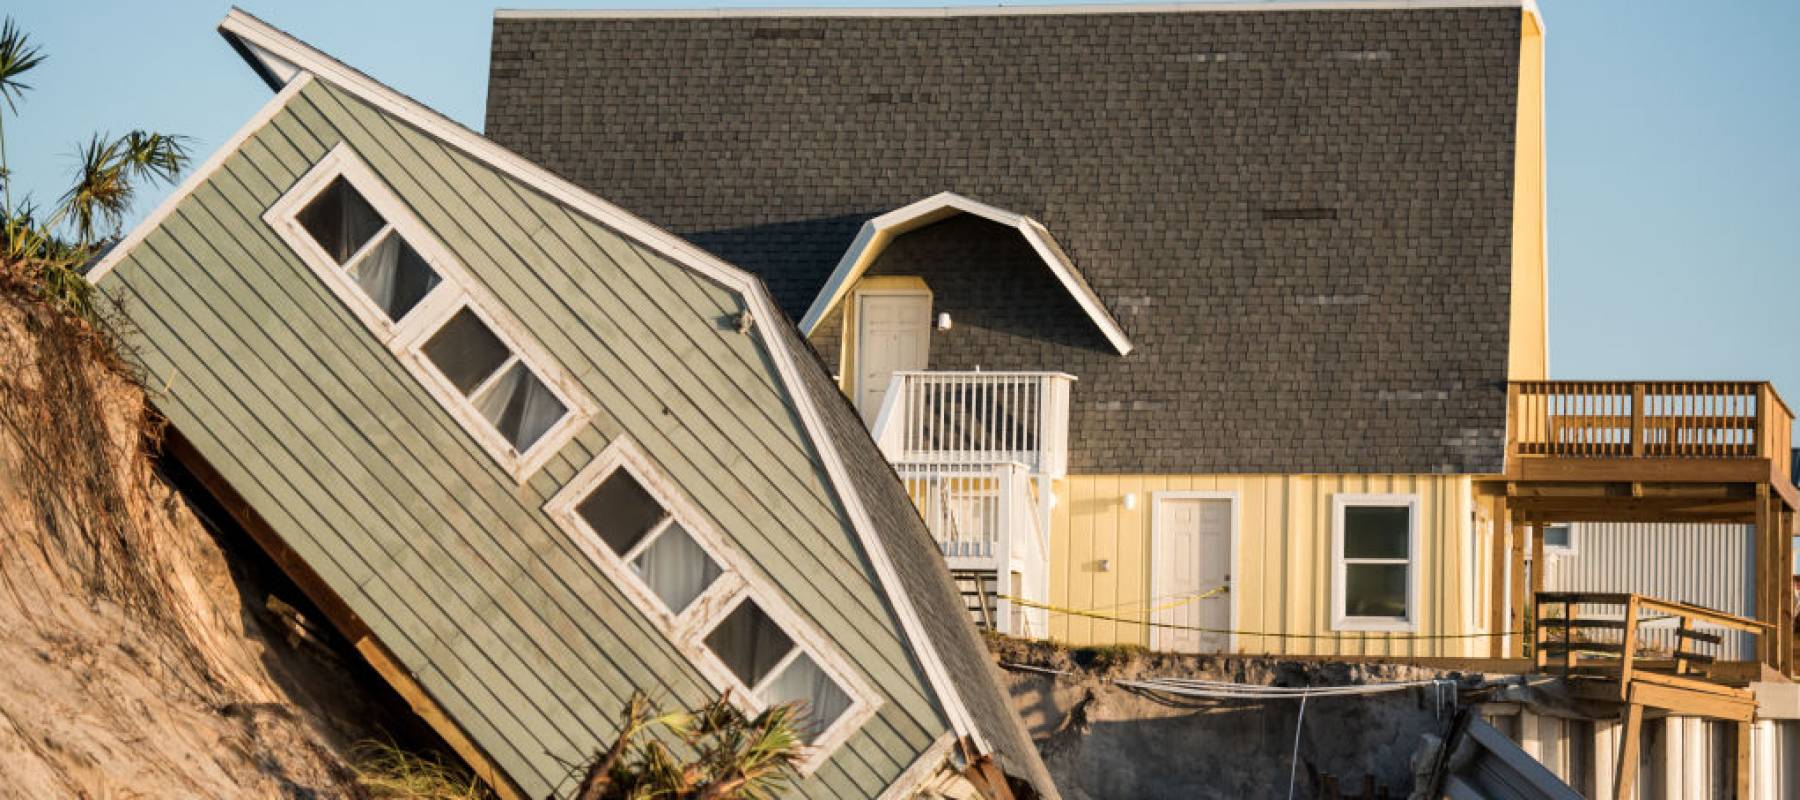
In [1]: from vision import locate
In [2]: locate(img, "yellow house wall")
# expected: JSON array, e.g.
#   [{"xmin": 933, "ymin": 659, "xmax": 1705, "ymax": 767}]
[
  {"xmin": 1509, "ymin": 11, "xmax": 1549, "ymax": 381},
  {"xmin": 1047, "ymin": 473, "xmax": 1481, "ymax": 658}
]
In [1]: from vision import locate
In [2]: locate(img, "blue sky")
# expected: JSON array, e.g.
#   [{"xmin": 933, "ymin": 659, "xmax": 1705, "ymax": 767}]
[{"xmin": 6, "ymin": 0, "xmax": 1798, "ymax": 394}]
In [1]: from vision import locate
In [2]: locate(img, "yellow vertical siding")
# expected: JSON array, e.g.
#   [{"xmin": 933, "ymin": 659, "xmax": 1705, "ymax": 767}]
[
  {"xmin": 1509, "ymin": 10, "xmax": 1549, "ymax": 381},
  {"xmin": 1047, "ymin": 473, "xmax": 1476, "ymax": 657}
]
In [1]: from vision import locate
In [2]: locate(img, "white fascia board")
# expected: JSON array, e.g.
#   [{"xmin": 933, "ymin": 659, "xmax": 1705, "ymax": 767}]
[
  {"xmin": 87, "ymin": 72, "xmax": 316, "ymax": 286},
  {"xmin": 196, "ymin": 8, "xmax": 990, "ymax": 760},
  {"xmin": 799, "ymin": 191, "xmax": 1134, "ymax": 356}
]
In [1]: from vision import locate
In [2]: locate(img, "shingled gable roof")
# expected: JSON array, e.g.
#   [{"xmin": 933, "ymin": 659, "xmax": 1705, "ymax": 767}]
[
  {"xmin": 90, "ymin": 8, "xmax": 1057, "ymax": 797},
  {"xmin": 803, "ymin": 192, "xmax": 1133, "ymax": 355},
  {"xmin": 485, "ymin": 0, "xmax": 1540, "ymax": 476}
]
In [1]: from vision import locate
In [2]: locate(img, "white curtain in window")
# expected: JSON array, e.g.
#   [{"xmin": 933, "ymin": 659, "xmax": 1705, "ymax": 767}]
[
  {"xmin": 630, "ymin": 522, "xmax": 720, "ymax": 614},
  {"xmin": 473, "ymin": 363, "xmax": 567, "ymax": 451},
  {"xmin": 351, "ymin": 233, "xmax": 403, "ymax": 311},
  {"xmin": 762, "ymin": 653, "xmax": 851, "ymax": 739}
]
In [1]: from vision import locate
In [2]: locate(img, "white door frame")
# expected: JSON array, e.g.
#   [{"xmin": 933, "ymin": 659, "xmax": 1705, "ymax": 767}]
[
  {"xmin": 1148, "ymin": 491, "xmax": 1240, "ymax": 654},
  {"xmin": 852, "ymin": 287, "xmax": 932, "ymax": 415}
]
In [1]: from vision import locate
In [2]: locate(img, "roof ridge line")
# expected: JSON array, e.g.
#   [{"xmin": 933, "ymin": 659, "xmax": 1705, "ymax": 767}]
[{"xmin": 493, "ymin": 1, "xmax": 1529, "ymax": 21}]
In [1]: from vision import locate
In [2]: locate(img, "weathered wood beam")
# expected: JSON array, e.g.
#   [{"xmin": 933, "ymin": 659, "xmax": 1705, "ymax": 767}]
[{"xmin": 1613, "ymin": 702, "xmax": 1643, "ymax": 800}]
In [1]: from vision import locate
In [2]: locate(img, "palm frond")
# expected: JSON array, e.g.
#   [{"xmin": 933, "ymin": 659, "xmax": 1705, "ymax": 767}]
[
  {"xmin": 0, "ymin": 17, "xmax": 45, "ymax": 113},
  {"xmin": 54, "ymin": 129, "xmax": 191, "ymax": 244}
]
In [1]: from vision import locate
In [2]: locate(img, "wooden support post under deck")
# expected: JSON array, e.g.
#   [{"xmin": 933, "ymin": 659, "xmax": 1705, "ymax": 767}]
[
  {"xmin": 1509, "ymin": 523, "xmax": 1528, "ymax": 659},
  {"xmin": 1755, "ymin": 484, "xmax": 1773, "ymax": 667},
  {"xmin": 1529, "ymin": 523, "xmax": 1545, "ymax": 596},
  {"xmin": 1613, "ymin": 702, "xmax": 1643, "ymax": 800},
  {"xmin": 1778, "ymin": 504, "xmax": 1792, "ymax": 673},
  {"xmin": 1490, "ymin": 499, "xmax": 1511, "ymax": 659},
  {"xmin": 1736, "ymin": 719, "xmax": 1752, "ymax": 800}
]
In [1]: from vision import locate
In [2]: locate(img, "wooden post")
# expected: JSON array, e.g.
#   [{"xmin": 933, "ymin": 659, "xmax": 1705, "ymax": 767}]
[
  {"xmin": 1755, "ymin": 485, "xmax": 1773, "ymax": 668},
  {"xmin": 1530, "ymin": 523, "xmax": 1546, "ymax": 597},
  {"xmin": 1614, "ymin": 702, "xmax": 1643, "ymax": 800},
  {"xmin": 1490, "ymin": 500, "xmax": 1511, "ymax": 659},
  {"xmin": 1630, "ymin": 383, "xmax": 1645, "ymax": 457},
  {"xmin": 1619, "ymin": 595, "xmax": 1640, "ymax": 701},
  {"xmin": 1735, "ymin": 719, "xmax": 1752, "ymax": 800},
  {"xmin": 1674, "ymin": 614, "xmax": 1692, "ymax": 676},
  {"xmin": 1778, "ymin": 504, "xmax": 1792, "ymax": 673},
  {"xmin": 1509, "ymin": 523, "xmax": 1529, "ymax": 659}
]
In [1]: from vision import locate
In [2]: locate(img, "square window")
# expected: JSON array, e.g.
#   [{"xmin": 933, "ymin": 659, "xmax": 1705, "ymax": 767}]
[
  {"xmin": 473, "ymin": 361, "xmax": 567, "ymax": 452},
  {"xmin": 760, "ymin": 652, "xmax": 851, "ymax": 741},
  {"xmin": 577, "ymin": 470, "xmax": 667, "ymax": 556},
  {"xmin": 421, "ymin": 307, "xmax": 512, "ymax": 396},
  {"xmin": 705, "ymin": 599, "xmax": 794, "ymax": 689},
  {"xmin": 297, "ymin": 176, "xmax": 386, "ymax": 264},
  {"xmin": 629, "ymin": 522, "xmax": 722, "ymax": 614},
  {"xmin": 348, "ymin": 233, "xmax": 440, "ymax": 321}
]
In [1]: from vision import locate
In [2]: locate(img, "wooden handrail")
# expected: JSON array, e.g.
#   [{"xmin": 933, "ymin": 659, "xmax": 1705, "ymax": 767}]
[
  {"xmin": 1509, "ymin": 381, "xmax": 1794, "ymax": 464},
  {"xmin": 1533, "ymin": 592, "xmax": 1767, "ymax": 685}
]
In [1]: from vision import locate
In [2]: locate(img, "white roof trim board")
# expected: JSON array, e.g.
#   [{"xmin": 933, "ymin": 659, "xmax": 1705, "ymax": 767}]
[
  {"xmin": 496, "ymin": 1, "xmax": 1533, "ymax": 20},
  {"xmin": 92, "ymin": 6, "xmax": 993, "ymax": 769},
  {"xmin": 799, "ymin": 191, "xmax": 1134, "ymax": 356}
]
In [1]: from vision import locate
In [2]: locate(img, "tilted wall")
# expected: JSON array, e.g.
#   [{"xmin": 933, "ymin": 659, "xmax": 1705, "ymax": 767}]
[{"xmin": 100, "ymin": 77, "xmax": 950, "ymax": 798}]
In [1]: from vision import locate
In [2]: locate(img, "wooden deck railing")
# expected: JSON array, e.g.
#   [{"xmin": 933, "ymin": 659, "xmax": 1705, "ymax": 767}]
[
  {"xmin": 1533, "ymin": 592, "xmax": 1772, "ymax": 691},
  {"xmin": 1509, "ymin": 381, "xmax": 1793, "ymax": 483}
]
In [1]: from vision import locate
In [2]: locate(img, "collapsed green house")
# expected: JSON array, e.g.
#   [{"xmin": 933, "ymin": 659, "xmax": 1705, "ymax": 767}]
[{"xmin": 88, "ymin": 10, "xmax": 1055, "ymax": 799}]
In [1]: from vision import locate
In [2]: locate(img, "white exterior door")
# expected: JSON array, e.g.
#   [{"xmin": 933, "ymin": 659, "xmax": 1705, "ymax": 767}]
[
  {"xmin": 1153, "ymin": 496, "xmax": 1233, "ymax": 654},
  {"xmin": 856, "ymin": 292, "xmax": 930, "ymax": 425}
]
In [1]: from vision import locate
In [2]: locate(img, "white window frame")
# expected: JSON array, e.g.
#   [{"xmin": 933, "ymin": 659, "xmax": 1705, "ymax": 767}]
[
  {"xmin": 266, "ymin": 143, "xmax": 592, "ymax": 481},
  {"xmin": 545, "ymin": 437, "xmax": 881, "ymax": 772},
  {"xmin": 1331, "ymin": 493, "xmax": 1421, "ymax": 633}
]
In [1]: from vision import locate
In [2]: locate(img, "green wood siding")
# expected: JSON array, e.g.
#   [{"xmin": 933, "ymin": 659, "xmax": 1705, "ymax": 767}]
[{"xmin": 105, "ymin": 78, "xmax": 949, "ymax": 798}]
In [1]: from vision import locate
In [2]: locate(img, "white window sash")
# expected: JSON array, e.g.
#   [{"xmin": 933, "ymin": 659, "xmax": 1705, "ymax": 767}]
[
  {"xmin": 1330, "ymin": 493, "xmax": 1422, "ymax": 633},
  {"xmin": 544, "ymin": 436, "xmax": 881, "ymax": 772},
  {"xmin": 266, "ymin": 143, "xmax": 592, "ymax": 482}
]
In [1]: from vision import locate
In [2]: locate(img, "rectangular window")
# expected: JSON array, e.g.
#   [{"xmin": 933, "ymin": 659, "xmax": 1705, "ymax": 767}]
[
  {"xmin": 545, "ymin": 438, "xmax": 878, "ymax": 767},
  {"xmin": 267, "ymin": 144, "xmax": 590, "ymax": 480},
  {"xmin": 1541, "ymin": 523, "xmax": 1574, "ymax": 555},
  {"xmin": 1332, "ymin": 494, "xmax": 1420, "ymax": 632}
]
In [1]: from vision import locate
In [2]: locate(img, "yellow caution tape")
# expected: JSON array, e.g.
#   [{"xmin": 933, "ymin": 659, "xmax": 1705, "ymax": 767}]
[{"xmin": 997, "ymin": 594, "xmax": 1524, "ymax": 641}]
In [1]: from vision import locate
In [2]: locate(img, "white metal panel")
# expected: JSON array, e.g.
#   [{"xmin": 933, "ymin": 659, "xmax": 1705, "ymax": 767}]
[{"xmin": 1543, "ymin": 523, "xmax": 1755, "ymax": 660}]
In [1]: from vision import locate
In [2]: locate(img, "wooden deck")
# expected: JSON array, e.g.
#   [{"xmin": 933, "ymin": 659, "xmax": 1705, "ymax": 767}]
[
  {"xmin": 1533, "ymin": 592, "xmax": 1769, "ymax": 800},
  {"xmin": 1482, "ymin": 380, "xmax": 1797, "ymax": 674}
]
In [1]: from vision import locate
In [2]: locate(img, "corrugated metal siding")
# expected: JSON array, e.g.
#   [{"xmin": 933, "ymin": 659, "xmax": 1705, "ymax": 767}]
[
  {"xmin": 104, "ymin": 79, "xmax": 948, "ymax": 797},
  {"xmin": 1544, "ymin": 523, "xmax": 1754, "ymax": 660}
]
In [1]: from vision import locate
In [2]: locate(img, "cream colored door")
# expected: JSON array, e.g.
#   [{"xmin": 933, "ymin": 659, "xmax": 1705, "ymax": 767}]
[
  {"xmin": 856, "ymin": 292, "xmax": 930, "ymax": 426},
  {"xmin": 1153, "ymin": 497, "xmax": 1232, "ymax": 654}
]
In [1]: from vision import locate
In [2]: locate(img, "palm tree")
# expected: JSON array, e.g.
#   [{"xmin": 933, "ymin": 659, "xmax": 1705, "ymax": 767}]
[
  {"xmin": 0, "ymin": 17, "xmax": 190, "ymax": 321},
  {"xmin": 570, "ymin": 691, "xmax": 809, "ymax": 800}
]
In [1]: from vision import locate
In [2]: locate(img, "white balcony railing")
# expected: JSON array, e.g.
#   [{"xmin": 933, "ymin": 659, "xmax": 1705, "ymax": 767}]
[
  {"xmin": 869, "ymin": 371, "xmax": 1075, "ymax": 478},
  {"xmin": 896, "ymin": 462, "xmax": 1050, "ymax": 636}
]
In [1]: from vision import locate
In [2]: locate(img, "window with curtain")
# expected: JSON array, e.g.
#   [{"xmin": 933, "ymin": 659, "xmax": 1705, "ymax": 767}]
[
  {"xmin": 1332, "ymin": 495, "xmax": 1419, "ymax": 631},
  {"xmin": 296, "ymin": 176, "xmax": 440, "ymax": 322},
  {"xmin": 546, "ymin": 439, "xmax": 873, "ymax": 757},
  {"xmin": 270, "ymin": 144, "xmax": 589, "ymax": 481}
]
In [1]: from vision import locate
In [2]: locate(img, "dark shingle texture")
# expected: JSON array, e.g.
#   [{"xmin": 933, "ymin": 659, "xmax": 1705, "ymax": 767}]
[
  {"xmin": 486, "ymin": 7, "xmax": 1520, "ymax": 474},
  {"xmin": 772, "ymin": 315, "xmax": 1061, "ymax": 799}
]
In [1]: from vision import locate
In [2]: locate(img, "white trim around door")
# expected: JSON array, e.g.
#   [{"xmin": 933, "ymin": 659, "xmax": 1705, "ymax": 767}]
[{"xmin": 1149, "ymin": 491, "xmax": 1239, "ymax": 654}]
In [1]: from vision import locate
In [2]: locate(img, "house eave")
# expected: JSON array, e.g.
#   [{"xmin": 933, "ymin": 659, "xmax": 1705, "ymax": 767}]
[{"xmin": 798, "ymin": 191, "xmax": 1135, "ymax": 356}]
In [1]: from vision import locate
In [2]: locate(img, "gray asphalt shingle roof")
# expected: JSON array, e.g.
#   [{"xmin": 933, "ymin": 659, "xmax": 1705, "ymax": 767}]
[{"xmin": 485, "ymin": 2, "xmax": 1523, "ymax": 475}]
